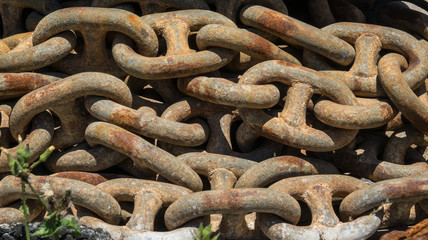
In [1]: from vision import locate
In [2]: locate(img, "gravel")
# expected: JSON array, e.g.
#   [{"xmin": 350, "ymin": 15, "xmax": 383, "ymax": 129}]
[{"xmin": 0, "ymin": 222, "xmax": 112, "ymax": 240}]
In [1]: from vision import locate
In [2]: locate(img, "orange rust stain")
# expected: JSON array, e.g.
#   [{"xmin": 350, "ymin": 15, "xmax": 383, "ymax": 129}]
[
  {"xmin": 52, "ymin": 172, "xmax": 107, "ymax": 185},
  {"xmin": 67, "ymin": 7, "xmax": 88, "ymax": 13},
  {"xmin": 276, "ymin": 59, "xmax": 296, "ymax": 68},
  {"xmin": 378, "ymin": 102, "xmax": 394, "ymax": 119},
  {"xmin": 200, "ymin": 190, "xmax": 256, "ymax": 210},
  {"xmin": 126, "ymin": 14, "xmax": 141, "ymax": 26},
  {"xmin": 2, "ymin": 74, "xmax": 51, "ymax": 91},
  {"xmin": 275, "ymin": 155, "xmax": 309, "ymax": 170},
  {"xmin": 351, "ymin": 76, "xmax": 363, "ymax": 92},
  {"xmin": 256, "ymin": 10, "xmax": 298, "ymax": 36},
  {"xmin": 406, "ymin": 218, "xmax": 428, "ymax": 237},
  {"xmin": 109, "ymin": 127, "xmax": 139, "ymax": 153},
  {"xmin": 247, "ymin": 34, "xmax": 276, "ymax": 59},
  {"xmin": 29, "ymin": 176, "xmax": 50, "ymax": 191},
  {"xmin": 382, "ymin": 178, "xmax": 427, "ymax": 198},
  {"xmin": 110, "ymin": 107, "xmax": 140, "ymax": 131}
]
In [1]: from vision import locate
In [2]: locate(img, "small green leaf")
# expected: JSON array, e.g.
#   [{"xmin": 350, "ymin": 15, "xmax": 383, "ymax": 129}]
[
  {"xmin": 19, "ymin": 205, "xmax": 24, "ymax": 214},
  {"xmin": 8, "ymin": 154, "xmax": 22, "ymax": 177},
  {"xmin": 192, "ymin": 225, "xmax": 201, "ymax": 240},
  {"xmin": 16, "ymin": 142, "xmax": 31, "ymax": 165},
  {"xmin": 31, "ymin": 226, "xmax": 49, "ymax": 237},
  {"xmin": 60, "ymin": 217, "xmax": 81, "ymax": 236},
  {"xmin": 211, "ymin": 233, "xmax": 220, "ymax": 240},
  {"xmin": 16, "ymin": 142, "xmax": 25, "ymax": 156},
  {"xmin": 202, "ymin": 224, "xmax": 211, "ymax": 237},
  {"xmin": 32, "ymin": 213, "xmax": 81, "ymax": 238},
  {"xmin": 32, "ymin": 216, "xmax": 58, "ymax": 237},
  {"xmin": 193, "ymin": 223, "xmax": 218, "ymax": 240}
]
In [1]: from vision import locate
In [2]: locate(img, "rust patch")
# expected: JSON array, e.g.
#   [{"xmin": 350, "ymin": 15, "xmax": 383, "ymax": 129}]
[
  {"xmin": 378, "ymin": 102, "xmax": 395, "ymax": 119},
  {"xmin": 257, "ymin": 10, "xmax": 298, "ymax": 37},
  {"xmin": 108, "ymin": 126, "xmax": 140, "ymax": 155},
  {"xmin": 280, "ymin": 156, "xmax": 309, "ymax": 169},
  {"xmin": 382, "ymin": 178, "xmax": 428, "ymax": 198},
  {"xmin": 29, "ymin": 175, "xmax": 50, "ymax": 192},
  {"xmin": 276, "ymin": 59, "xmax": 296, "ymax": 68},
  {"xmin": 246, "ymin": 34, "xmax": 277, "ymax": 59},
  {"xmin": 2, "ymin": 73, "xmax": 52, "ymax": 93},
  {"xmin": 126, "ymin": 14, "xmax": 141, "ymax": 26},
  {"xmin": 406, "ymin": 218, "xmax": 428, "ymax": 237},
  {"xmin": 51, "ymin": 172, "xmax": 107, "ymax": 185},
  {"xmin": 352, "ymin": 76, "xmax": 363, "ymax": 92},
  {"xmin": 200, "ymin": 190, "xmax": 251, "ymax": 210},
  {"xmin": 110, "ymin": 107, "xmax": 141, "ymax": 132}
]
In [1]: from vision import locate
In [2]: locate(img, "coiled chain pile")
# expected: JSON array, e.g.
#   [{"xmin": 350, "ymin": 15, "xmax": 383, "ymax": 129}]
[{"xmin": 0, "ymin": 0, "xmax": 427, "ymax": 239}]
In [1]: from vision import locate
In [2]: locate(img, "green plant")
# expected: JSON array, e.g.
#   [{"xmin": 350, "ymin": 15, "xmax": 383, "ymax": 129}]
[
  {"xmin": 4, "ymin": 137, "xmax": 81, "ymax": 240},
  {"xmin": 193, "ymin": 223, "xmax": 219, "ymax": 240}
]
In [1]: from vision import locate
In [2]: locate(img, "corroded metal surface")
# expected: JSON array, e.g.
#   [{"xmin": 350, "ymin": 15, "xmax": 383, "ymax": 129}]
[
  {"xmin": 0, "ymin": 31, "xmax": 76, "ymax": 72},
  {"xmin": 306, "ymin": 22, "xmax": 428, "ymax": 97},
  {"xmin": 164, "ymin": 188, "xmax": 301, "ymax": 230},
  {"xmin": 178, "ymin": 76, "xmax": 280, "ymax": 109},
  {"xmin": 0, "ymin": 2, "xmax": 426, "ymax": 240},
  {"xmin": 260, "ymin": 175, "xmax": 381, "ymax": 240},
  {"xmin": 33, "ymin": 7, "xmax": 158, "ymax": 77},
  {"xmin": 379, "ymin": 53, "xmax": 428, "ymax": 134},
  {"xmin": 9, "ymin": 72, "xmax": 132, "ymax": 148},
  {"xmin": 50, "ymin": 171, "xmax": 108, "ymax": 185},
  {"xmin": 340, "ymin": 176, "xmax": 428, "ymax": 223},
  {"xmin": 85, "ymin": 121, "xmax": 203, "ymax": 192},
  {"xmin": 85, "ymin": 96, "xmax": 209, "ymax": 147},
  {"xmin": 0, "ymin": 112, "xmax": 54, "ymax": 173},
  {"xmin": 113, "ymin": 10, "xmax": 237, "ymax": 79},
  {"xmin": 197, "ymin": 23, "xmax": 301, "ymax": 66},
  {"xmin": 0, "ymin": 73, "xmax": 59, "ymax": 100},
  {"xmin": 46, "ymin": 145, "xmax": 128, "ymax": 172},
  {"xmin": 0, "ymin": 199, "xmax": 42, "ymax": 224},
  {"xmin": 160, "ymin": 97, "xmax": 283, "ymax": 160},
  {"xmin": 380, "ymin": 218, "xmax": 428, "ymax": 240},
  {"xmin": 237, "ymin": 60, "xmax": 359, "ymax": 151},
  {"xmin": 235, "ymin": 155, "xmax": 340, "ymax": 188},
  {"xmin": 240, "ymin": 5, "xmax": 355, "ymax": 65},
  {"xmin": 316, "ymin": 131, "xmax": 428, "ymax": 181},
  {"xmin": 0, "ymin": 174, "xmax": 122, "ymax": 224}
]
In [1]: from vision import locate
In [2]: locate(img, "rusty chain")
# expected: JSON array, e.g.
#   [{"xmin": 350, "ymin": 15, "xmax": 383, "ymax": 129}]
[{"xmin": 0, "ymin": 1, "xmax": 427, "ymax": 239}]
